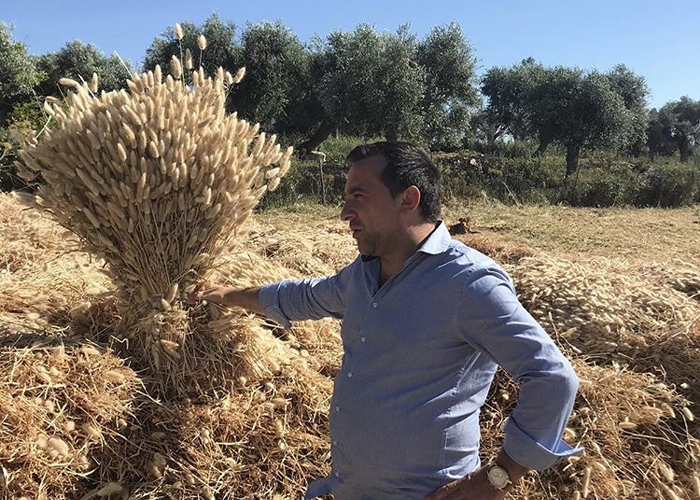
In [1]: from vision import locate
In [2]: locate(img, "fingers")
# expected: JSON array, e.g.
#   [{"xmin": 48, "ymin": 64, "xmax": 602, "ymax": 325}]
[
  {"xmin": 425, "ymin": 481, "xmax": 456, "ymax": 500},
  {"xmin": 188, "ymin": 282, "xmax": 216, "ymax": 302}
]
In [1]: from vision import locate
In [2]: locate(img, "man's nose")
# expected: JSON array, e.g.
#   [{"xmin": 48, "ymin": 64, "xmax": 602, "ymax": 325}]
[{"xmin": 340, "ymin": 203, "xmax": 355, "ymax": 222}]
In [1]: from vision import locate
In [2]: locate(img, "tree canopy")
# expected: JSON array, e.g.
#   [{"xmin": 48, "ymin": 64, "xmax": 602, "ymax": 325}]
[
  {"xmin": 36, "ymin": 40, "xmax": 131, "ymax": 97},
  {"xmin": 648, "ymin": 96, "xmax": 700, "ymax": 162},
  {"xmin": 0, "ymin": 24, "xmax": 42, "ymax": 126},
  {"xmin": 482, "ymin": 59, "xmax": 649, "ymax": 176}
]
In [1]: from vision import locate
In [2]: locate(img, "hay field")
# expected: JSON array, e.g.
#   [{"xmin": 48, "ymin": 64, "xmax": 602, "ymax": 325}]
[{"xmin": 2, "ymin": 194, "xmax": 700, "ymax": 500}]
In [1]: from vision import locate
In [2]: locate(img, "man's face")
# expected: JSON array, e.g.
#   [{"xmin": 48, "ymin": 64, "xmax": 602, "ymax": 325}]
[{"xmin": 340, "ymin": 155, "xmax": 402, "ymax": 257}]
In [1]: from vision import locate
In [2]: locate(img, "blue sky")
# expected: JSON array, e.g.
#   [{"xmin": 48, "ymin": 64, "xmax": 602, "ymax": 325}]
[{"xmin": 3, "ymin": 0, "xmax": 698, "ymax": 109}]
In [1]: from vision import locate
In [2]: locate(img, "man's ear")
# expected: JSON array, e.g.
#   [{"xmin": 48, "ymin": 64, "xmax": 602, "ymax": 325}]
[{"xmin": 399, "ymin": 185, "xmax": 421, "ymax": 213}]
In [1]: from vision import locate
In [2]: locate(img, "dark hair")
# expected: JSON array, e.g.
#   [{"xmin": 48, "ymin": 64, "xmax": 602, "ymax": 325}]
[{"xmin": 346, "ymin": 141, "xmax": 441, "ymax": 222}]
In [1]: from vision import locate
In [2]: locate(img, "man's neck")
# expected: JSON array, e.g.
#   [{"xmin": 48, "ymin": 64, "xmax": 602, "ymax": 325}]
[{"xmin": 379, "ymin": 222, "xmax": 437, "ymax": 282}]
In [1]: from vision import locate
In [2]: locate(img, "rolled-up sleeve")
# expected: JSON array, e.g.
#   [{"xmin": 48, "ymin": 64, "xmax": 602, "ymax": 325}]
[
  {"xmin": 259, "ymin": 263, "xmax": 352, "ymax": 329},
  {"xmin": 457, "ymin": 266, "xmax": 584, "ymax": 470}
]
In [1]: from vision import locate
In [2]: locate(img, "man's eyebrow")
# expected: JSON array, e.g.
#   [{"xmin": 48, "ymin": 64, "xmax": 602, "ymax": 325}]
[{"xmin": 346, "ymin": 186, "xmax": 368, "ymax": 194}]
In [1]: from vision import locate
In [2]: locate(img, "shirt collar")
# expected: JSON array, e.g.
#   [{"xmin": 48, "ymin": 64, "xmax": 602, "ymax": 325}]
[
  {"xmin": 360, "ymin": 221, "xmax": 451, "ymax": 262},
  {"xmin": 416, "ymin": 220, "xmax": 452, "ymax": 256}
]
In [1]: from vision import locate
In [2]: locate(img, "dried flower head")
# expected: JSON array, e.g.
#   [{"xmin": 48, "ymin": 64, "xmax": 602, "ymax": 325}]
[
  {"xmin": 175, "ymin": 23, "xmax": 183, "ymax": 40},
  {"xmin": 171, "ymin": 55, "xmax": 182, "ymax": 79},
  {"xmin": 233, "ymin": 67, "xmax": 246, "ymax": 84},
  {"xmin": 89, "ymin": 73, "xmax": 99, "ymax": 93},
  {"xmin": 197, "ymin": 34, "xmax": 207, "ymax": 51}
]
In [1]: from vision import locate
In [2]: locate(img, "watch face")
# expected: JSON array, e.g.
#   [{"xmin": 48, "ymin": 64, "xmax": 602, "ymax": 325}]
[{"xmin": 488, "ymin": 466, "xmax": 509, "ymax": 488}]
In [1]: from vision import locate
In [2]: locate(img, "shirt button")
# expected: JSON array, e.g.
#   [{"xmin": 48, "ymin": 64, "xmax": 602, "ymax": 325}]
[
  {"xmin": 347, "ymin": 371, "xmax": 353, "ymax": 378},
  {"xmin": 335, "ymin": 471, "xmax": 341, "ymax": 478},
  {"xmin": 372, "ymin": 302, "xmax": 378, "ymax": 308},
  {"xmin": 335, "ymin": 406, "xmax": 340, "ymax": 413},
  {"xmin": 360, "ymin": 336, "xmax": 366, "ymax": 342},
  {"xmin": 333, "ymin": 440, "xmax": 338, "ymax": 446}
]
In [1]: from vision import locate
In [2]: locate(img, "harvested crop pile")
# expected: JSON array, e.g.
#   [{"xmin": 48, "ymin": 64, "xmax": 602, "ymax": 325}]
[
  {"xmin": 0, "ymin": 340, "xmax": 140, "ymax": 499},
  {"xmin": 2, "ymin": 193, "xmax": 700, "ymax": 499},
  {"xmin": 505, "ymin": 254, "xmax": 700, "ymax": 412},
  {"xmin": 13, "ymin": 45, "xmax": 292, "ymax": 397},
  {"xmin": 481, "ymin": 360, "xmax": 700, "ymax": 500},
  {"xmin": 509, "ymin": 255, "xmax": 698, "ymax": 343},
  {"xmin": 245, "ymin": 219, "xmax": 357, "ymax": 276}
]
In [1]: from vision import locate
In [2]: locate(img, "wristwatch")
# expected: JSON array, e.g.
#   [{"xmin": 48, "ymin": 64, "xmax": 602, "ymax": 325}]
[{"xmin": 486, "ymin": 462, "xmax": 513, "ymax": 491}]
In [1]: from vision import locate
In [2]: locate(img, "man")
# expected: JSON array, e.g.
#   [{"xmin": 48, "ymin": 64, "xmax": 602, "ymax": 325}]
[{"xmin": 192, "ymin": 141, "xmax": 582, "ymax": 500}]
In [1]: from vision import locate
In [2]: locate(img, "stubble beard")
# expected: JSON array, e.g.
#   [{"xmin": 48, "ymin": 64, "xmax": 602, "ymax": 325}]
[{"xmin": 356, "ymin": 229, "xmax": 382, "ymax": 257}]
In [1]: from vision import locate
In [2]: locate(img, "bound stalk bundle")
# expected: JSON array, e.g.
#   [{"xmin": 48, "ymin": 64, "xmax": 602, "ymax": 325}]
[{"xmin": 14, "ymin": 54, "xmax": 292, "ymax": 396}]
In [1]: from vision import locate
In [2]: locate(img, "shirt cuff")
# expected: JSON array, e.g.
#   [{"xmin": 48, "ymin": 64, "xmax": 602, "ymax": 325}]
[
  {"xmin": 258, "ymin": 282, "xmax": 292, "ymax": 329},
  {"xmin": 305, "ymin": 475, "xmax": 333, "ymax": 499},
  {"xmin": 502, "ymin": 418, "xmax": 584, "ymax": 471}
]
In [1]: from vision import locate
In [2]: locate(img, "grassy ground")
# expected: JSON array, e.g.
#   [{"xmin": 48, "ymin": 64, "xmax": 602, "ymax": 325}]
[
  {"xmin": 257, "ymin": 200, "xmax": 700, "ymax": 264},
  {"xmin": 444, "ymin": 201, "xmax": 700, "ymax": 262}
]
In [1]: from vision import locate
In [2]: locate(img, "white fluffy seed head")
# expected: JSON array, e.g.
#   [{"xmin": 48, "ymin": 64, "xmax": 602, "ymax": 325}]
[
  {"xmin": 171, "ymin": 55, "xmax": 182, "ymax": 79},
  {"xmin": 175, "ymin": 23, "xmax": 183, "ymax": 40},
  {"xmin": 233, "ymin": 67, "xmax": 246, "ymax": 84},
  {"xmin": 198, "ymin": 34, "xmax": 207, "ymax": 50},
  {"xmin": 89, "ymin": 73, "xmax": 99, "ymax": 93},
  {"xmin": 59, "ymin": 77, "xmax": 79, "ymax": 88}
]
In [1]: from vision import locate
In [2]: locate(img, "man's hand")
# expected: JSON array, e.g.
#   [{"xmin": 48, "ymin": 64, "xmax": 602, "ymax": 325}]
[
  {"xmin": 189, "ymin": 283, "xmax": 264, "ymax": 315},
  {"xmin": 425, "ymin": 466, "xmax": 507, "ymax": 500},
  {"xmin": 189, "ymin": 284, "xmax": 236, "ymax": 306}
]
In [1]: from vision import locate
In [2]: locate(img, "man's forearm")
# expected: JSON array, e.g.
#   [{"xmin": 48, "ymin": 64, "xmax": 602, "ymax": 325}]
[{"xmin": 222, "ymin": 286, "xmax": 263, "ymax": 315}]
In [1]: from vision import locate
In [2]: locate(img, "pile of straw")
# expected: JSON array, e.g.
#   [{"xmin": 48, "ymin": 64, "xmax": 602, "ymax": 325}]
[
  {"xmin": 0, "ymin": 339, "xmax": 140, "ymax": 499},
  {"xmin": 2, "ymin": 195, "xmax": 700, "ymax": 499},
  {"xmin": 13, "ymin": 41, "xmax": 293, "ymax": 397}
]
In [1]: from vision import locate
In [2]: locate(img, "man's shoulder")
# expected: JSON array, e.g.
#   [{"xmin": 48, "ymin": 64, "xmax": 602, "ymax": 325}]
[
  {"xmin": 435, "ymin": 238, "xmax": 512, "ymax": 284},
  {"xmin": 443, "ymin": 238, "xmax": 501, "ymax": 268}
]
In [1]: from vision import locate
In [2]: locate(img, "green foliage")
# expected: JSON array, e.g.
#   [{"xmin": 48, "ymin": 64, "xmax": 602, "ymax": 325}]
[
  {"xmin": 36, "ymin": 40, "xmax": 131, "ymax": 96},
  {"xmin": 647, "ymin": 97, "xmax": 700, "ymax": 162},
  {"xmin": 607, "ymin": 65, "xmax": 649, "ymax": 155},
  {"xmin": 300, "ymin": 23, "xmax": 477, "ymax": 152},
  {"xmin": 436, "ymin": 151, "xmax": 560, "ymax": 204},
  {"xmin": 431, "ymin": 147, "xmax": 700, "ymax": 208},
  {"xmin": 559, "ymin": 160, "xmax": 700, "ymax": 208},
  {"xmin": 634, "ymin": 161, "xmax": 700, "ymax": 206},
  {"xmin": 417, "ymin": 23, "xmax": 479, "ymax": 150},
  {"xmin": 0, "ymin": 23, "xmax": 43, "ymax": 126},
  {"xmin": 560, "ymin": 166, "xmax": 635, "ymax": 207},
  {"xmin": 377, "ymin": 25, "xmax": 425, "ymax": 142},
  {"xmin": 480, "ymin": 57, "xmax": 542, "ymax": 143},
  {"xmin": 465, "ymin": 138, "xmax": 553, "ymax": 159},
  {"xmin": 232, "ymin": 22, "xmax": 310, "ymax": 132},
  {"xmin": 482, "ymin": 60, "xmax": 649, "ymax": 176},
  {"xmin": 313, "ymin": 25, "xmax": 391, "ymax": 135},
  {"xmin": 143, "ymin": 14, "xmax": 238, "ymax": 84},
  {"xmin": 0, "ymin": 99, "xmax": 47, "ymax": 191},
  {"xmin": 313, "ymin": 134, "xmax": 384, "ymax": 163}
]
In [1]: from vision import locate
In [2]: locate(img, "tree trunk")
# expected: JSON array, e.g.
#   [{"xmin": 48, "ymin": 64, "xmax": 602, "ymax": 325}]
[
  {"xmin": 565, "ymin": 144, "xmax": 580, "ymax": 178},
  {"xmin": 533, "ymin": 135, "xmax": 552, "ymax": 157},
  {"xmin": 679, "ymin": 139, "xmax": 690, "ymax": 162},
  {"xmin": 296, "ymin": 120, "xmax": 336, "ymax": 156}
]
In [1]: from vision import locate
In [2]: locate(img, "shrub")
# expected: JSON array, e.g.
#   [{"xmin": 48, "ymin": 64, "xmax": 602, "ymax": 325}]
[{"xmin": 634, "ymin": 161, "xmax": 700, "ymax": 207}]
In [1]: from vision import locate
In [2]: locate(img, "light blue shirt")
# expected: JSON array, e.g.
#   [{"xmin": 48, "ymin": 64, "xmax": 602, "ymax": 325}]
[{"xmin": 259, "ymin": 222, "xmax": 583, "ymax": 500}]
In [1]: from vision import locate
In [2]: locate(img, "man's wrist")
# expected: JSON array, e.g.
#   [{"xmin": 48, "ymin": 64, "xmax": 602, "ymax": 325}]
[
  {"xmin": 493, "ymin": 448, "xmax": 529, "ymax": 490},
  {"xmin": 485, "ymin": 462, "xmax": 512, "ymax": 492}
]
